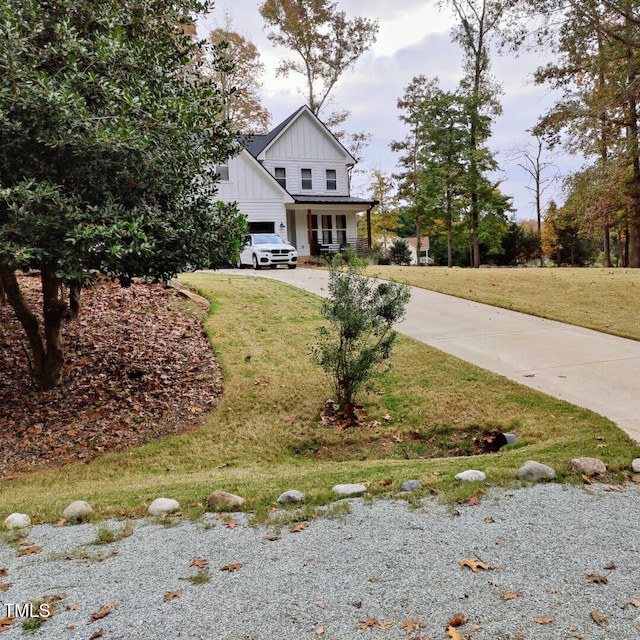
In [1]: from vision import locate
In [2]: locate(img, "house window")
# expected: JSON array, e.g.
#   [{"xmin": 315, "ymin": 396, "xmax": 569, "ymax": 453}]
[
  {"xmin": 321, "ymin": 214, "xmax": 333, "ymax": 244},
  {"xmin": 216, "ymin": 164, "xmax": 229, "ymax": 181},
  {"xmin": 301, "ymin": 168, "xmax": 312, "ymax": 190},
  {"xmin": 275, "ymin": 167, "xmax": 286, "ymax": 189},
  {"xmin": 326, "ymin": 169, "xmax": 337, "ymax": 190},
  {"xmin": 336, "ymin": 214, "xmax": 347, "ymax": 245}
]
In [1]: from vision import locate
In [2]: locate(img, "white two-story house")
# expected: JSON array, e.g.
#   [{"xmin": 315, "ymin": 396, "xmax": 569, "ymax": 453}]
[{"xmin": 215, "ymin": 105, "xmax": 377, "ymax": 258}]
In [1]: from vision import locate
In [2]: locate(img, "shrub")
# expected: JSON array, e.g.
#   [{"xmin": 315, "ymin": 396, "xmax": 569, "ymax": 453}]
[
  {"xmin": 390, "ymin": 238, "xmax": 413, "ymax": 265},
  {"xmin": 311, "ymin": 267, "xmax": 411, "ymax": 420}
]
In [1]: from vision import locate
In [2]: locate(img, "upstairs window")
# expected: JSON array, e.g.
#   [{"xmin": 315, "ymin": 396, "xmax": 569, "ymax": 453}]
[
  {"xmin": 216, "ymin": 164, "xmax": 229, "ymax": 181},
  {"xmin": 326, "ymin": 169, "xmax": 337, "ymax": 190},
  {"xmin": 301, "ymin": 168, "xmax": 312, "ymax": 190},
  {"xmin": 275, "ymin": 167, "xmax": 286, "ymax": 189}
]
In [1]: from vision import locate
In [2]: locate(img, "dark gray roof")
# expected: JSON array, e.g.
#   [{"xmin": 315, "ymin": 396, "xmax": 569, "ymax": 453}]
[
  {"xmin": 291, "ymin": 195, "xmax": 378, "ymax": 206},
  {"xmin": 243, "ymin": 107, "xmax": 305, "ymax": 157}
]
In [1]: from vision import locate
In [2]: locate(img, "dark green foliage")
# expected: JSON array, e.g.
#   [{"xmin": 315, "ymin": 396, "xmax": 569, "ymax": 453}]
[
  {"xmin": 389, "ymin": 238, "xmax": 412, "ymax": 265},
  {"xmin": 0, "ymin": 0, "xmax": 246, "ymax": 387},
  {"xmin": 311, "ymin": 268, "xmax": 410, "ymax": 416}
]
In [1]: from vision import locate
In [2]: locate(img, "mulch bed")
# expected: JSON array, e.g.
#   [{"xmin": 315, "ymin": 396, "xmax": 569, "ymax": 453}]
[{"xmin": 0, "ymin": 275, "xmax": 223, "ymax": 477}]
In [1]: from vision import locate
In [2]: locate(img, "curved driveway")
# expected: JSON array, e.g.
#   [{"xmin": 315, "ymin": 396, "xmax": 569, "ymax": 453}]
[{"xmin": 223, "ymin": 267, "xmax": 640, "ymax": 442}]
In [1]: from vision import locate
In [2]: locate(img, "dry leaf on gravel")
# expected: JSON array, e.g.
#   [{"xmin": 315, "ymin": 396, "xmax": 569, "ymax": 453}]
[
  {"xmin": 356, "ymin": 616, "xmax": 377, "ymax": 630},
  {"xmin": 163, "ymin": 591, "xmax": 181, "ymax": 602},
  {"xmin": 89, "ymin": 630, "xmax": 104, "ymax": 639},
  {"xmin": 0, "ymin": 584, "xmax": 11, "ymax": 592},
  {"xmin": 534, "ymin": 616, "xmax": 554, "ymax": 624},
  {"xmin": 290, "ymin": 522, "xmax": 308, "ymax": 533},
  {"xmin": 376, "ymin": 620, "xmax": 393, "ymax": 632},
  {"xmin": 89, "ymin": 602, "xmax": 116, "ymax": 623},
  {"xmin": 501, "ymin": 591, "xmax": 522, "ymax": 601},
  {"xmin": 459, "ymin": 559, "xmax": 499, "ymax": 572},
  {"xmin": 17, "ymin": 546, "xmax": 42, "ymax": 557},
  {"xmin": 220, "ymin": 563, "xmax": 242, "ymax": 572},
  {"xmin": 585, "ymin": 573, "xmax": 608, "ymax": 584},
  {"xmin": 399, "ymin": 619, "xmax": 425, "ymax": 634},
  {"xmin": 591, "ymin": 611, "xmax": 609, "ymax": 626},
  {"xmin": 448, "ymin": 614, "xmax": 468, "ymax": 627},
  {"xmin": 445, "ymin": 625, "xmax": 463, "ymax": 640},
  {"xmin": 223, "ymin": 519, "xmax": 239, "ymax": 530},
  {"xmin": 189, "ymin": 559, "xmax": 208, "ymax": 569},
  {"xmin": 0, "ymin": 617, "xmax": 15, "ymax": 632}
]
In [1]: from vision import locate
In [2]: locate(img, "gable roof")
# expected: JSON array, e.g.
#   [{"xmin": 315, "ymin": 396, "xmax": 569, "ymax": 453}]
[{"xmin": 243, "ymin": 105, "xmax": 357, "ymax": 165}]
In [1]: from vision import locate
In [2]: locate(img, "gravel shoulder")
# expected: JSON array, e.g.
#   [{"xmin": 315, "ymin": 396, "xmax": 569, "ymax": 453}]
[{"xmin": 2, "ymin": 483, "xmax": 640, "ymax": 639}]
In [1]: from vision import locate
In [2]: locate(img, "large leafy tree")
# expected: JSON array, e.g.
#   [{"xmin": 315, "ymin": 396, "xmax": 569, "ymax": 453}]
[
  {"xmin": 531, "ymin": 0, "xmax": 640, "ymax": 265},
  {"xmin": 206, "ymin": 25, "xmax": 271, "ymax": 134},
  {"xmin": 392, "ymin": 76, "xmax": 440, "ymax": 267},
  {"xmin": 259, "ymin": 0, "xmax": 378, "ymax": 158},
  {"xmin": 0, "ymin": 0, "xmax": 245, "ymax": 389},
  {"xmin": 442, "ymin": 0, "xmax": 515, "ymax": 267},
  {"xmin": 367, "ymin": 170, "xmax": 401, "ymax": 258}
]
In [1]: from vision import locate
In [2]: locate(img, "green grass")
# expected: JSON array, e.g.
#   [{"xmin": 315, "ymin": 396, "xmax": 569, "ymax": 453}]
[
  {"xmin": 362, "ymin": 265, "xmax": 640, "ymax": 341},
  {"xmin": 0, "ymin": 273, "xmax": 635, "ymax": 524}
]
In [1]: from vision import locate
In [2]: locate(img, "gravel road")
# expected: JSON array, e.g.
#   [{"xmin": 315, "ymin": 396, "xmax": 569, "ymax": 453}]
[{"xmin": 2, "ymin": 482, "xmax": 640, "ymax": 639}]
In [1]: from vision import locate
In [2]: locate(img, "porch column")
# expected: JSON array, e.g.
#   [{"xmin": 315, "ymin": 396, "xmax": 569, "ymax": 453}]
[
  {"xmin": 366, "ymin": 205, "xmax": 373, "ymax": 250},
  {"xmin": 307, "ymin": 209, "xmax": 313, "ymax": 253}
]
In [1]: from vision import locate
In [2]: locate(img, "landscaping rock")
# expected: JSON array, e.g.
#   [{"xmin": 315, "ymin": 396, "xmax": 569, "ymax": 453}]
[
  {"xmin": 148, "ymin": 498, "xmax": 180, "ymax": 516},
  {"xmin": 276, "ymin": 490, "xmax": 306, "ymax": 504},
  {"xmin": 332, "ymin": 484, "xmax": 367, "ymax": 498},
  {"xmin": 399, "ymin": 480, "xmax": 422, "ymax": 492},
  {"xmin": 4, "ymin": 513, "xmax": 31, "ymax": 530},
  {"xmin": 455, "ymin": 470, "xmax": 486, "ymax": 482},
  {"xmin": 569, "ymin": 457, "xmax": 607, "ymax": 477},
  {"xmin": 63, "ymin": 500, "xmax": 93, "ymax": 521},
  {"xmin": 516, "ymin": 461, "xmax": 556, "ymax": 481},
  {"xmin": 632, "ymin": 458, "xmax": 640, "ymax": 473},
  {"xmin": 206, "ymin": 490, "xmax": 246, "ymax": 511}
]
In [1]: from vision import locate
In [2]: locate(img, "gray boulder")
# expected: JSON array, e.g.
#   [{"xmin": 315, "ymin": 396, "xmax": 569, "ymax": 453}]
[
  {"xmin": 399, "ymin": 480, "xmax": 422, "ymax": 492},
  {"xmin": 276, "ymin": 490, "xmax": 306, "ymax": 504},
  {"xmin": 569, "ymin": 457, "xmax": 607, "ymax": 477},
  {"xmin": 455, "ymin": 470, "xmax": 486, "ymax": 482},
  {"xmin": 148, "ymin": 498, "xmax": 180, "ymax": 516},
  {"xmin": 206, "ymin": 490, "xmax": 246, "ymax": 511},
  {"xmin": 63, "ymin": 500, "xmax": 93, "ymax": 521},
  {"xmin": 332, "ymin": 484, "xmax": 367, "ymax": 498},
  {"xmin": 631, "ymin": 458, "xmax": 640, "ymax": 473},
  {"xmin": 4, "ymin": 513, "xmax": 31, "ymax": 529},
  {"xmin": 516, "ymin": 460, "xmax": 556, "ymax": 481}
]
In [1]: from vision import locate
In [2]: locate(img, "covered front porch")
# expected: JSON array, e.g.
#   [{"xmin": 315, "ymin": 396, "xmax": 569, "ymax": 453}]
[{"xmin": 284, "ymin": 196, "xmax": 377, "ymax": 258}]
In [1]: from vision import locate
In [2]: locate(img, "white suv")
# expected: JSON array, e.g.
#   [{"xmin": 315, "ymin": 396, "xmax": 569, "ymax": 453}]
[{"xmin": 238, "ymin": 233, "xmax": 298, "ymax": 269}]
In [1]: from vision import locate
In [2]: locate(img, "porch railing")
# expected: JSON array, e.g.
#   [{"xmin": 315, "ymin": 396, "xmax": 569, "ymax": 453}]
[{"xmin": 311, "ymin": 237, "xmax": 369, "ymax": 257}]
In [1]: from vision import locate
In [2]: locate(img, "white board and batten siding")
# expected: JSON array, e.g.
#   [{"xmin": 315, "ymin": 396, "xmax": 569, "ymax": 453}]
[
  {"xmin": 259, "ymin": 110, "xmax": 353, "ymax": 197},
  {"xmin": 216, "ymin": 150, "xmax": 293, "ymax": 232}
]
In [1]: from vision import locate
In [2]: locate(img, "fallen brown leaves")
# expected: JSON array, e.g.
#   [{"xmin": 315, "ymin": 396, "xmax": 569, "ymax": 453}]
[
  {"xmin": 220, "ymin": 563, "xmax": 242, "ymax": 572},
  {"xmin": 0, "ymin": 277, "xmax": 223, "ymax": 476},
  {"xmin": 458, "ymin": 559, "xmax": 500, "ymax": 572},
  {"xmin": 89, "ymin": 602, "xmax": 116, "ymax": 623}
]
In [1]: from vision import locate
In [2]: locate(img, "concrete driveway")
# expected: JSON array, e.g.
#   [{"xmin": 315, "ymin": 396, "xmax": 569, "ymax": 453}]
[{"xmin": 222, "ymin": 267, "xmax": 640, "ymax": 443}]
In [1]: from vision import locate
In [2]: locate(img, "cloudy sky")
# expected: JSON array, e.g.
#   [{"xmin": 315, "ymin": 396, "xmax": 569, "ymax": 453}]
[{"xmin": 198, "ymin": 0, "xmax": 582, "ymax": 220}]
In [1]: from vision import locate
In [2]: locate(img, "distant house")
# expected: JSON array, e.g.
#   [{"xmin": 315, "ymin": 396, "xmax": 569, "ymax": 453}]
[
  {"xmin": 404, "ymin": 237, "xmax": 432, "ymax": 265},
  {"xmin": 215, "ymin": 105, "xmax": 377, "ymax": 257}
]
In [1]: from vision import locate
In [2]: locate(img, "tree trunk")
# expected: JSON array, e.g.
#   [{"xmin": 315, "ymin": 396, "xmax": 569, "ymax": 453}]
[
  {"xmin": 68, "ymin": 282, "xmax": 81, "ymax": 319},
  {"xmin": 0, "ymin": 277, "xmax": 5, "ymax": 305},
  {"xmin": 603, "ymin": 227, "xmax": 611, "ymax": 268},
  {"xmin": 0, "ymin": 269, "xmax": 67, "ymax": 388},
  {"xmin": 447, "ymin": 189, "xmax": 453, "ymax": 268}
]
